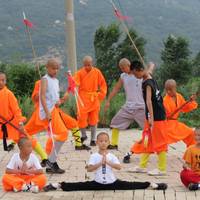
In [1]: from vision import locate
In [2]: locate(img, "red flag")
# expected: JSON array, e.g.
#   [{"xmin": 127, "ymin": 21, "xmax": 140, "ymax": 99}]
[
  {"xmin": 67, "ymin": 72, "xmax": 76, "ymax": 95},
  {"xmin": 114, "ymin": 9, "xmax": 131, "ymax": 21},
  {"xmin": 23, "ymin": 12, "xmax": 34, "ymax": 28}
]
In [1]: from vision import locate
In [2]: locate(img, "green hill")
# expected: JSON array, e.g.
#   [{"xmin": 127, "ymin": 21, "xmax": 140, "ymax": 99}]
[{"xmin": 0, "ymin": 0, "xmax": 200, "ymax": 65}]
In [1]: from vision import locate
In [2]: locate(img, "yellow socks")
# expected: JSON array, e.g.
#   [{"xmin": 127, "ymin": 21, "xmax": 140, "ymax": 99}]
[
  {"xmin": 158, "ymin": 151, "xmax": 166, "ymax": 171},
  {"xmin": 34, "ymin": 142, "xmax": 48, "ymax": 160},
  {"xmin": 111, "ymin": 128, "xmax": 119, "ymax": 146},
  {"xmin": 71, "ymin": 128, "xmax": 82, "ymax": 147},
  {"xmin": 139, "ymin": 153, "xmax": 150, "ymax": 168}
]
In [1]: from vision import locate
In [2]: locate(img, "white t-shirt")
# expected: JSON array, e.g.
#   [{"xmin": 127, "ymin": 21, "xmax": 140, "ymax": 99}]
[
  {"xmin": 7, "ymin": 153, "xmax": 42, "ymax": 171},
  {"xmin": 39, "ymin": 74, "xmax": 60, "ymax": 120},
  {"xmin": 88, "ymin": 152, "xmax": 120, "ymax": 184}
]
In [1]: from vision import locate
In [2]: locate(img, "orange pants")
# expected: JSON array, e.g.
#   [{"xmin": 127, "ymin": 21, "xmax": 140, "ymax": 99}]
[
  {"xmin": 131, "ymin": 121, "xmax": 168, "ymax": 153},
  {"xmin": 25, "ymin": 107, "xmax": 69, "ymax": 142},
  {"xmin": 166, "ymin": 120, "xmax": 195, "ymax": 147},
  {"xmin": 78, "ymin": 107, "xmax": 100, "ymax": 128},
  {"xmin": 45, "ymin": 110, "xmax": 78, "ymax": 154},
  {"xmin": 2, "ymin": 174, "xmax": 47, "ymax": 191}
]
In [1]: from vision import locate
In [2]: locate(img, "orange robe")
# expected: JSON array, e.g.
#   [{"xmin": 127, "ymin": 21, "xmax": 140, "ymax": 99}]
[
  {"xmin": 163, "ymin": 93, "xmax": 198, "ymax": 147},
  {"xmin": 2, "ymin": 174, "xmax": 46, "ymax": 191},
  {"xmin": 74, "ymin": 67, "xmax": 107, "ymax": 128},
  {"xmin": 0, "ymin": 87, "xmax": 26, "ymax": 142},
  {"xmin": 31, "ymin": 80, "xmax": 40, "ymax": 108},
  {"xmin": 131, "ymin": 120, "xmax": 168, "ymax": 153}
]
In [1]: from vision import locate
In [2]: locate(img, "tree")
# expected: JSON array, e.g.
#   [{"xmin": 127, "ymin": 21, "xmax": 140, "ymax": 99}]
[
  {"xmin": 0, "ymin": 63, "xmax": 44, "ymax": 97},
  {"xmin": 157, "ymin": 35, "xmax": 191, "ymax": 88},
  {"xmin": 192, "ymin": 51, "xmax": 200, "ymax": 76},
  {"xmin": 94, "ymin": 23, "xmax": 146, "ymax": 88}
]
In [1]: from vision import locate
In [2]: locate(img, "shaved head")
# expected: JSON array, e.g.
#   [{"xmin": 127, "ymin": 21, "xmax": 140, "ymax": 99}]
[
  {"xmin": 165, "ymin": 79, "xmax": 177, "ymax": 90},
  {"xmin": 83, "ymin": 55, "xmax": 93, "ymax": 72},
  {"xmin": 46, "ymin": 58, "xmax": 60, "ymax": 77},
  {"xmin": 119, "ymin": 58, "xmax": 131, "ymax": 68},
  {"xmin": 83, "ymin": 56, "xmax": 93, "ymax": 63},
  {"xmin": 46, "ymin": 58, "xmax": 60, "ymax": 69}
]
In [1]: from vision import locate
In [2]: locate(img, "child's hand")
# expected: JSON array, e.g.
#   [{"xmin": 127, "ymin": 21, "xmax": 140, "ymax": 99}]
[
  {"xmin": 102, "ymin": 154, "xmax": 106, "ymax": 165},
  {"xmin": 46, "ymin": 112, "xmax": 52, "ymax": 121},
  {"xmin": 21, "ymin": 162, "xmax": 28, "ymax": 174},
  {"xmin": 148, "ymin": 117, "xmax": 154, "ymax": 128},
  {"xmin": 190, "ymin": 94, "xmax": 197, "ymax": 101},
  {"xmin": 55, "ymin": 100, "xmax": 62, "ymax": 107}
]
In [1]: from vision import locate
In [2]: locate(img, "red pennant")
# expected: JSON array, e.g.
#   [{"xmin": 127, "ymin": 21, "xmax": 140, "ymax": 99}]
[
  {"xmin": 67, "ymin": 73, "xmax": 76, "ymax": 95},
  {"xmin": 114, "ymin": 9, "xmax": 131, "ymax": 21},
  {"xmin": 23, "ymin": 19, "xmax": 34, "ymax": 28}
]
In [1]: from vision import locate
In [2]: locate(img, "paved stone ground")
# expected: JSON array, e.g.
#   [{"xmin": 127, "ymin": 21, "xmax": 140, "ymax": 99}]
[{"xmin": 0, "ymin": 129, "xmax": 199, "ymax": 200}]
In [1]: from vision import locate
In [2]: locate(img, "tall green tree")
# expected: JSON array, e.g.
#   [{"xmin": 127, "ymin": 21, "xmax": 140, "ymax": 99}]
[
  {"xmin": 157, "ymin": 35, "xmax": 191, "ymax": 88},
  {"xmin": 192, "ymin": 51, "xmax": 200, "ymax": 76},
  {"xmin": 94, "ymin": 23, "xmax": 146, "ymax": 88}
]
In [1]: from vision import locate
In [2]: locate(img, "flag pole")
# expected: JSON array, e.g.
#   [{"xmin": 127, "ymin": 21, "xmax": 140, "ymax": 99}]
[
  {"xmin": 110, "ymin": 0, "xmax": 146, "ymax": 68},
  {"xmin": 23, "ymin": 12, "xmax": 41, "ymax": 78}
]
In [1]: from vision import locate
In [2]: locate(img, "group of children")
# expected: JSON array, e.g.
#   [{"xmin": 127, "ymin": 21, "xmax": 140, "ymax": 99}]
[{"xmin": 0, "ymin": 56, "xmax": 200, "ymax": 193}]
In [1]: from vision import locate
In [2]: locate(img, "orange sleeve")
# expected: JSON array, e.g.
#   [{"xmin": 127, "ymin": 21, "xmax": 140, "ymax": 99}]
[
  {"xmin": 31, "ymin": 81, "xmax": 40, "ymax": 104},
  {"xmin": 97, "ymin": 70, "xmax": 107, "ymax": 100},
  {"xmin": 183, "ymin": 147, "xmax": 192, "ymax": 164},
  {"xmin": 8, "ymin": 92, "xmax": 26, "ymax": 124},
  {"xmin": 163, "ymin": 96, "xmax": 171, "ymax": 118},
  {"xmin": 179, "ymin": 95, "xmax": 198, "ymax": 113},
  {"xmin": 74, "ymin": 71, "xmax": 81, "ymax": 86}
]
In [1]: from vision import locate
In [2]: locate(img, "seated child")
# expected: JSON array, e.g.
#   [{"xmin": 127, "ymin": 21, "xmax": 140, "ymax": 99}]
[
  {"xmin": 180, "ymin": 128, "xmax": 200, "ymax": 191},
  {"xmin": 2, "ymin": 137, "xmax": 47, "ymax": 193},
  {"xmin": 43, "ymin": 132, "xmax": 167, "ymax": 191}
]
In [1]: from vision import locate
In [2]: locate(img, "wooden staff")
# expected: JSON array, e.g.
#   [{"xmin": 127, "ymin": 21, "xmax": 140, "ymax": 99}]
[
  {"xmin": 110, "ymin": 0, "xmax": 146, "ymax": 68},
  {"xmin": 167, "ymin": 90, "xmax": 200, "ymax": 119},
  {"xmin": 23, "ymin": 12, "xmax": 41, "ymax": 78},
  {"xmin": 0, "ymin": 114, "xmax": 31, "ymax": 139}
]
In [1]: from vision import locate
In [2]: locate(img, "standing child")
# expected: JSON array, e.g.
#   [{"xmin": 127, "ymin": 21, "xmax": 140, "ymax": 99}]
[
  {"xmin": 164, "ymin": 79, "xmax": 197, "ymax": 147},
  {"xmin": 43, "ymin": 132, "xmax": 167, "ymax": 191},
  {"xmin": 0, "ymin": 72, "xmax": 46, "ymax": 160},
  {"xmin": 31, "ymin": 80, "xmax": 90, "ymax": 153},
  {"xmin": 25, "ymin": 59, "xmax": 71, "ymax": 173},
  {"xmin": 104, "ymin": 59, "xmax": 145, "ymax": 151},
  {"xmin": 74, "ymin": 56, "xmax": 107, "ymax": 146},
  {"xmin": 2, "ymin": 137, "xmax": 47, "ymax": 193},
  {"xmin": 180, "ymin": 128, "xmax": 200, "ymax": 191},
  {"xmin": 131, "ymin": 62, "xmax": 169, "ymax": 176}
]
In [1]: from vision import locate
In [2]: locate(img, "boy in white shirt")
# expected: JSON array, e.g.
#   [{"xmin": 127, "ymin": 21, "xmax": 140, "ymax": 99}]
[
  {"xmin": 2, "ymin": 137, "xmax": 47, "ymax": 193},
  {"xmin": 43, "ymin": 132, "xmax": 167, "ymax": 191}
]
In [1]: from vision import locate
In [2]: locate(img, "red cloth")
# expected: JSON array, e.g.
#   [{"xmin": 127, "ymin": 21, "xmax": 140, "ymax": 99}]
[{"xmin": 180, "ymin": 169, "xmax": 200, "ymax": 187}]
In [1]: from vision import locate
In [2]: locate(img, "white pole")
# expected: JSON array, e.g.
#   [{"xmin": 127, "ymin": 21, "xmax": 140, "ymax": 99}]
[{"xmin": 65, "ymin": 0, "xmax": 77, "ymax": 74}]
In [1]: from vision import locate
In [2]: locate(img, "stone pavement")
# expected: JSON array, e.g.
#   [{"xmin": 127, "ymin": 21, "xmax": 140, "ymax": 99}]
[{"xmin": 0, "ymin": 129, "xmax": 199, "ymax": 200}]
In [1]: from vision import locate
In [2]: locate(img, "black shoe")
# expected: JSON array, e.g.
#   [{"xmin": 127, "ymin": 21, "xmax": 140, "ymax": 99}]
[
  {"xmin": 188, "ymin": 183, "xmax": 199, "ymax": 191},
  {"xmin": 123, "ymin": 154, "xmax": 131, "ymax": 163},
  {"xmin": 107, "ymin": 144, "xmax": 118, "ymax": 150},
  {"xmin": 156, "ymin": 183, "xmax": 168, "ymax": 190},
  {"xmin": 46, "ymin": 162, "xmax": 65, "ymax": 174},
  {"xmin": 81, "ymin": 136, "xmax": 88, "ymax": 143},
  {"xmin": 40, "ymin": 159, "xmax": 50, "ymax": 167},
  {"xmin": 90, "ymin": 140, "xmax": 96, "ymax": 146},
  {"xmin": 75, "ymin": 144, "xmax": 91, "ymax": 150},
  {"xmin": 7, "ymin": 143, "xmax": 15, "ymax": 151},
  {"xmin": 43, "ymin": 184, "xmax": 57, "ymax": 192}
]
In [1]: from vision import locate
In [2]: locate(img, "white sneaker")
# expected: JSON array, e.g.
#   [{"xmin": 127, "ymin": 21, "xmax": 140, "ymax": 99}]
[
  {"xmin": 130, "ymin": 166, "xmax": 147, "ymax": 173},
  {"xmin": 148, "ymin": 169, "xmax": 166, "ymax": 176},
  {"xmin": 22, "ymin": 184, "xmax": 29, "ymax": 192},
  {"xmin": 30, "ymin": 185, "xmax": 39, "ymax": 193}
]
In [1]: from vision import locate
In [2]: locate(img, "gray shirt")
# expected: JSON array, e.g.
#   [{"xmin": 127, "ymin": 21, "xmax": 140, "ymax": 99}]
[{"xmin": 120, "ymin": 73, "xmax": 145, "ymax": 109}]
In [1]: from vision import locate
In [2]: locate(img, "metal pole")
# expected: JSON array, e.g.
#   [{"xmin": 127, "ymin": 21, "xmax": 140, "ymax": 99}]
[{"xmin": 65, "ymin": 0, "xmax": 77, "ymax": 74}]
